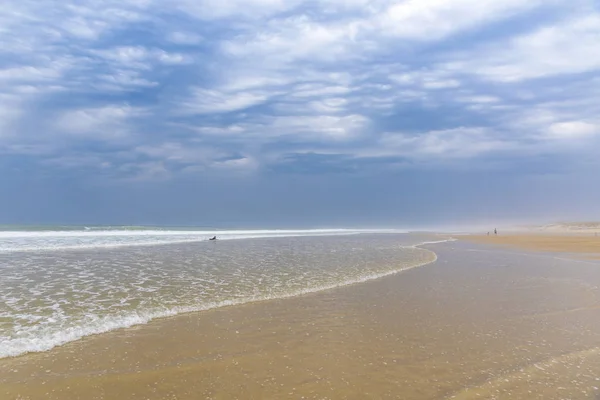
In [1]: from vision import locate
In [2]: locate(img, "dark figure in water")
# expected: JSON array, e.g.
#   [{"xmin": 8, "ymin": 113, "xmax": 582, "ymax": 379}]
[
  {"xmin": 494, "ymin": 228, "xmax": 497, "ymax": 235},
  {"xmin": 209, "ymin": 236, "xmax": 217, "ymax": 241}
]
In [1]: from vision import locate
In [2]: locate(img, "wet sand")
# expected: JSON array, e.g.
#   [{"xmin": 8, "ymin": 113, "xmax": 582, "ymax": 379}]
[
  {"xmin": 464, "ymin": 234, "xmax": 600, "ymax": 258},
  {"xmin": 3, "ymin": 241, "xmax": 600, "ymax": 399}
]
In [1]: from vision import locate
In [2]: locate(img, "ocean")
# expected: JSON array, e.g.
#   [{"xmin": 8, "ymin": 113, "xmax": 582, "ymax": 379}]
[{"xmin": 0, "ymin": 227, "xmax": 442, "ymax": 359}]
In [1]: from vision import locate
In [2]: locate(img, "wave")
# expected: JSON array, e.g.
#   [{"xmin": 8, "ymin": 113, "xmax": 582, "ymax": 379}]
[
  {"xmin": 0, "ymin": 239, "xmax": 449, "ymax": 359},
  {"xmin": 0, "ymin": 228, "xmax": 406, "ymax": 253}
]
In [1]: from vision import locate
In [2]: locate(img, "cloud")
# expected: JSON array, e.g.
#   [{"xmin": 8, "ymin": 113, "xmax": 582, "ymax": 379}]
[
  {"xmin": 167, "ymin": 31, "xmax": 204, "ymax": 45},
  {"xmin": 55, "ymin": 105, "xmax": 146, "ymax": 141},
  {"xmin": 173, "ymin": 0, "xmax": 303, "ymax": 20},
  {"xmin": 376, "ymin": 0, "xmax": 546, "ymax": 41},
  {"xmin": 1, "ymin": 0, "xmax": 599, "ymax": 182},
  {"xmin": 0, "ymin": 66, "xmax": 65, "ymax": 83},
  {"xmin": 134, "ymin": 142, "xmax": 227, "ymax": 164},
  {"xmin": 0, "ymin": 0, "xmax": 149, "ymax": 54},
  {"xmin": 218, "ymin": 0, "xmax": 555, "ymax": 68},
  {"xmin": 211, "ymin": 156, "xmax": 258, "ymax": 172},
  {"xmin": 95, "ymin": 71, "xmax": 158, "ymax": 91},
  {"xmin": 457, "ymin": 96, "xmax": 501, "ymax": 104},
  {"xmin": 268, "ymin": 114, "xmax": 369, "ymax": 141},
  {"xmin": 91, "ymin": 46, "xmax": 190, "ymax": 68},
  {"xmin": 119, "ymin": 161, "xmax": 171, "ymax": 181},
  {"xmin": 546, "ymin": 121, "xmax": 599, "ymax": 139},
  {"xmin": 179, "ymin": 88, "xmax": 272, "ymax": 114},
  {"xmin": 221, "ymin": 16, "xmax": 357, "ymax": 64},
  {"xmin": 422, "ymin": 79, "xmax": 461, "ymax": 90},
  {"xmin": 379, "ymin": 127, "xmax": 514, "ymax": 159},
  {"xmin": 289, "ymin": 83, "xmax": 352, "ymax": 99},
  {"xmin": 446, "ymin": 14, "xmax": 600, "ymax": 81}
]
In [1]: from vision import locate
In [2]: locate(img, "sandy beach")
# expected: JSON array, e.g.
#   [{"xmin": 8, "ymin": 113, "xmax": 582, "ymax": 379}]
[
  {"xmin": 3, "ymin": 0, "xmax": 599, "ymax": 397},
  {"xmin": 3, "ymin": 238, "xmax": 600, "ymax": 399},
  {"xmin": 464, "ymin": 233, "xmax": 600, "ymax": 258}
]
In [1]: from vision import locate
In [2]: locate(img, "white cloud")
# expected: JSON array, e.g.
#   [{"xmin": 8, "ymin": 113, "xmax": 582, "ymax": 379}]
[
  {"xmin": 131, "ymin": 141, "xmax": 258, "ymax": 176},
  {"xmin": 389, "ymin": 73, "xmax": 416, "ymax": 85},
  {"xmin": 154, "ymin": 50, "xmax": 190, "ymax": 65},
  {"xmin": 380, "ymin": 127, "xmax": 513, "ymax": 158},
  {"xmin": 60, "ymin": 16, "xmax": 109, "ymax": 40},
  {"xmin": 134, "ymin": 142, "xmax": 226, "ymax": 163},
  {"xmin": 93, "ymin": 46, "xmax": 149, "ymax": 63},
  {"xmin": 178, "ymin": 113, "xmax": 368, "ymax": 143},
  {"xmin": 167, "ymin": 31, "xmax": 203, "ymax": 45},
  {"xmin": 0, "ymin": 0, "xmax": 149, "ymax": 51},
  {"xmin": 221, "ymin": 16, "xmax": 355, "ymax": 64},
  {"xmin": 376, "ymin": 0, "xmax": 546, "ymax": 40},
  {"xmin": 448, "ymin": 14, "xmax": 600, "ymax": 81},
  {"xmin": 0, "ymin": 64, "xmax": 68, "ymax": 84},
  {"xmin": 217, "ymin": 0, "xmax": 554, "ymax": 68},
  {"xmin": 268, "ymin": 114, "xmax": 369, "ymax": 141},
  {"xmin": 2, "ymin": 0, "xmax": 600, "ymax": 178},
  {"xmin": 179, "ymin": 88, "xmax": 272, "ymax": 114},
  {"xmin": 55, "ymin": 105, "xmax": 145, "ymax": 140},
  {"xmin": 91, "ymin": 46, "xmax": 188, "ymax": 67},
  {"xmin": 546, "ymin": 121, "xmax": 599, "ymax": 139},
  {"xmin": 221, "ymin": 73, "xmax": 293, "ymax": 92},
  {"xmin": 307, "ymin": 97, "xmax": 350, "ymax": 114},
  {"xmin": 182, "ymin": 124, "xmax": 248, "ymax": 137},
  {"xmin": 97, "ymin": 71, "xmax": 158, "ymax": 90},
  {"xmin": 173, "ymin": 0, "xmax": 303, "ymax": 20},
  {"xmin": 290, "ymin": 83, "xmax": 352, "ymax": 98},
  {"xmin": 457, "ymin": 95, "xmax": 501, "ymax": 104},
  {"xmin": 389, "ymin": 71, "xmax": 461, "ymax": 90},
  {"xmin": 422, "ymin": 79, "xmax": 461, "ymax": 89}
]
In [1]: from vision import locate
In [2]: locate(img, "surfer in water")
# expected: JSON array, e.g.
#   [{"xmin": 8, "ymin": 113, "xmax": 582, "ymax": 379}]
[{"xmin": 209, "ymin": 236, "xmax": 217, "ymax": 241}]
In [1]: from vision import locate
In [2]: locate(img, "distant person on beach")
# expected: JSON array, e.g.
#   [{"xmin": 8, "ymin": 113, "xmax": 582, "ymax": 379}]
[
  {"xmin": 487, "ymin": 232, "xmax": 490, "ymax": 236},
  {"xmin": 494, "ymin": 228, "xmax": 497, "ymax": 235}
]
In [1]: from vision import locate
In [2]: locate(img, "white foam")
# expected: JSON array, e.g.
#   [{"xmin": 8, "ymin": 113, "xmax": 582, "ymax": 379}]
[
  {"xmin": 411, "ymin": 238, "xmax": 457, "ymax": 246},
  {"xmin": 0, "ymin": 228, "xmax": 404, "ymax": 239},
  {"xmin": 0, "ymin": 228, "xmax": 406, "ymax": 253},
  {"xmin": 0, "ymin": 246, "xmax": 437, "ymax": 359},
  {"xmin": 1, "ymin": 233, "xmax": 449, "ymax": 360}
]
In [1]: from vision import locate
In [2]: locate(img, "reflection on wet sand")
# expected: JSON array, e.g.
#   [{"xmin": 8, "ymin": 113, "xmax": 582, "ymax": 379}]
[{"xmin": 2, "ymin": 241, "xmax": 600, "ymax": 399}]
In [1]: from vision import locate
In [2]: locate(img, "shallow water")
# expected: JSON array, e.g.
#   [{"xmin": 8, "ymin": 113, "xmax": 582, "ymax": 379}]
[
  {"xmin": 0, "ymin": 233, "xmax": 437, "ymax": 358},
  {"xmin": 3, "ymin": 241, "xmax": 600, "ymax": 399}
]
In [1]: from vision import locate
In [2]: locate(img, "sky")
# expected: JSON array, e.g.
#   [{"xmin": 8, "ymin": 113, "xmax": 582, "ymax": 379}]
[{"xmin": 0, "ymin": 0, "xmax": 599, "ymax": 227}]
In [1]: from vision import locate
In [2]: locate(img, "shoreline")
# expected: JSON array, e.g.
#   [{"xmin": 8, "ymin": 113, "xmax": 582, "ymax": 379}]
[
  {"xmin": 1, "ymin": 236, "xmax": 447, "ymax": 361},
  {"xmin": 462, "ymin": 233, "xmax": 600, "ymax": 258},
  {"xmin": 3, "ymin": 238, "xmax": 600, "ymax": 399}
]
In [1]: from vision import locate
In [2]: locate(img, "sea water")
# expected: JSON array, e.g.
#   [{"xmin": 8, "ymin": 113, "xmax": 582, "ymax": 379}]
[{"xmin": 0, "ymin": 228, "xmax": 440, "ymax": 358}]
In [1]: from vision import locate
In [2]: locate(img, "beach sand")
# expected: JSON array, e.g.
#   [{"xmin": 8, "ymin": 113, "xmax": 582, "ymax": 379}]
[
  {"xmin": 3, "ymin": 241, "xmax": 600, "ymax": 399},
  {"xmin": 464, "ymin": 234, "xmax": 600, "ymax": 258}
]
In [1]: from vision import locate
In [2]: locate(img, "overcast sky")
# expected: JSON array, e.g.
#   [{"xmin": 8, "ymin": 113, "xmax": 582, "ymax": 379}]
[{"xmin": 0, "ymin": 0, "xmax": 599, "ymax": 227}]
